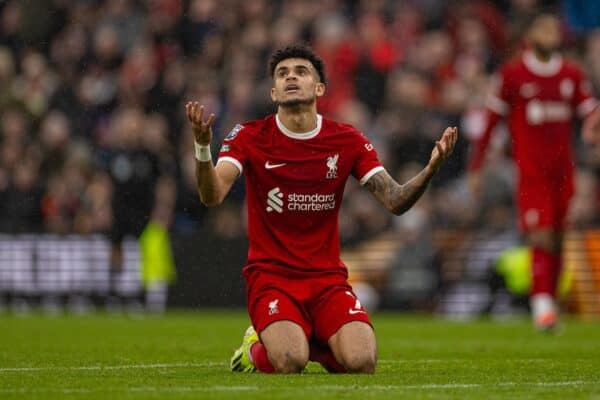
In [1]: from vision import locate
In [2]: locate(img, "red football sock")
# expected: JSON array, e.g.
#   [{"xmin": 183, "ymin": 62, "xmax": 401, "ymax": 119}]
[
  {"xmin": 531, "ymin": 247, "xmax": 561, "ymax": 297},
  {"xmin": 249, "ymin": 342, "xmax": 275, "ymax": 373},
  {"xmin": 309, "ymin": 343, "xmax": 346, "ymax": 373}
]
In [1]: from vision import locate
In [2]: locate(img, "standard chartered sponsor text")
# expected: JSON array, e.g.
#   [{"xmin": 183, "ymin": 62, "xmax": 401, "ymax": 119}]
[{"xmin": 287, "ymin": 192, "xmax": 335, "ymax": 211}]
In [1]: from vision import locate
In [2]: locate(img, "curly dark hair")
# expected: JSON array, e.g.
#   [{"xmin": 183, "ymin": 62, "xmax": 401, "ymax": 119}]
[{"xmin": 268, "ymin": 44, "xmax": 326, "ymax": 84}]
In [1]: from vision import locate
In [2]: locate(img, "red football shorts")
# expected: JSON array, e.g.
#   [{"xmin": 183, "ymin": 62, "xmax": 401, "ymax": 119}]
[
  {"xmin": 245, "ymin": 269, "xmax": 372, "ymax": 344},
  {"xmin": 516, "ymin": 172, "xmax": 573, "ymax": 232}
]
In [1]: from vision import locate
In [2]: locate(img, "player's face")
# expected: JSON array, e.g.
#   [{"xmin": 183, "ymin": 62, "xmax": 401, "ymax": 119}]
[
  {"xmin": 270, "ymin": 58, "xmax": 325, "ymax": 107},
  {"xmin": 529, "ymin": 15, "xmax": 562, "ymax": 56}
]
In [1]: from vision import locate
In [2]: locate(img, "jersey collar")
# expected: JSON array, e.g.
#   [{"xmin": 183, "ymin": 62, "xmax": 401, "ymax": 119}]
[
  {"xmin": 523, "ymin": 50, "xmax": 563, "ymax": 77},
  {"xmin": 275, "ymin": 113, "xmax": 322, "ymax": 140}
]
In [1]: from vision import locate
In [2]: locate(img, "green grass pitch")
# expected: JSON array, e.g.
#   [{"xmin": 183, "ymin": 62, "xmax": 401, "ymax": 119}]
[{"xmin": 1, "ymin": 310, "xmax": 600, "ymax": 399}]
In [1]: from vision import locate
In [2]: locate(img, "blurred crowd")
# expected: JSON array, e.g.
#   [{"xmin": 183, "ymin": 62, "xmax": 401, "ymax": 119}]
[{"xmin": 0, "ymin": 0, "xmax": 599, "ymax": 247}]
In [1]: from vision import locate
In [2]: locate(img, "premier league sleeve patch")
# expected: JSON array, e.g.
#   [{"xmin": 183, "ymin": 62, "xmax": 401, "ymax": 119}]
[{"xmin": 225, "ymin": 124, "xmax": 244, "ymax": 141}]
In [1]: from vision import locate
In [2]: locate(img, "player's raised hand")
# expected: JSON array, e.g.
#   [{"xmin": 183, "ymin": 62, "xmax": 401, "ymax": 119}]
[
  {"xmin": 429, "ymin": 127, "xmax": 458, "ymax": 172},
  {"xmin": 185, "ymin": 101, "xmax": 216, "ymax": 145}
]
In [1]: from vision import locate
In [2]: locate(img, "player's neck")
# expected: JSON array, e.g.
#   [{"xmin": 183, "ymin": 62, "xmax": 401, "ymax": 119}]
[{"xmin": 277, "ymin": 106, "xmax": 318, "ymax": 133}]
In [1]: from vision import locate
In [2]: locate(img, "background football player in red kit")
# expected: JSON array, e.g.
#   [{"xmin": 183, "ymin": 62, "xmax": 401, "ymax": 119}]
[
  {"xmin": 185, "ymin": 44, "xmax": 457, "ymax": 373},
  {"xmin": 468, "ymin": 13, "xmax": 600, "ymax": 331}
]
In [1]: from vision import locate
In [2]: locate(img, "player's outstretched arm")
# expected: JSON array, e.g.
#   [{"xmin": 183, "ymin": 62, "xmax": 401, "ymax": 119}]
[
  {"xmin": 185, "ymin": 101, "xmax": 239, "ymax": 207},
  {"xmin": 364, "ymin": 127, "xmax": 458, "ymax": 216}
]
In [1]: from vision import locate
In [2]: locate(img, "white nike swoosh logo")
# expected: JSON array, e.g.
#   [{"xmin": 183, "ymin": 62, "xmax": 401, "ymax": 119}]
[
  {"xmin": 348, "ymin": 309, "xmax": 366, "ymax": 315},
  {"xmin": 265, "ymin": 161, "xmax": 287, "ymax": 169}
]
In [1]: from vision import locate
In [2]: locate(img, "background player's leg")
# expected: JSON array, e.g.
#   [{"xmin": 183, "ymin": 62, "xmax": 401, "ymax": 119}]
[
  {"xmin": 258, "ymin": 320, "xmax": 309, "ymax": 373},
  {"xmin": 528, "ymin": 229, "xmax": 562, "ymax": 329},
  {"xmin": 529, "ymin": 229, "xmax": 560, "ymax": 294},
  {"xmin": 328, "ymin": 321, "xmax": 376, "ymax": 373}
]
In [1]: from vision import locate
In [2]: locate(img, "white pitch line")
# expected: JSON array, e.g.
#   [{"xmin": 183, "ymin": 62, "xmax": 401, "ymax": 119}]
[
  {"xmin": 316, "ymin": 382, "xmax": 590, "ymax": 390},
  {"xmin": 0, "ymin": 361, "xmax": 227, "ymax": 372},
  {"xmin": 0, "ymin": 381, "xmax": 594, "ymax": 394},
  {"xmin": 130, "ymin": 385, "xmax": 261, "ymax": 392},
  {"xmin": 377, "ymin": 358, "xmax": 559, "ymax": 364},
  {"xmin": 1, "ymin": 359, "xmax": 561, "ymax": 373},
  {"xmin": 0, "ymin": 386, "xmax": 260, "ymax": 394}
]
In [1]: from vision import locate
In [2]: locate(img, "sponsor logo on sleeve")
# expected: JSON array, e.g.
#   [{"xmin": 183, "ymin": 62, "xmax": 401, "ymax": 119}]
[{"xmin": 225, "ymin": 124, "xmax": 243, "ymax": 141}]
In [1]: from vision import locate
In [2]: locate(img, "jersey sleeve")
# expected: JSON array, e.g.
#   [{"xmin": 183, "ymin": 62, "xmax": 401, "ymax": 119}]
[
  {"xmin": 572, "ymin": 68, "xmax": 598, "ymax": 118},
  {"xmin": 485, "ymin": 68, "xmax": 511, "ymax": 117},
  {"xmin": 351, "ymin": 132, "xmax": 385, "ymax": 185},
  {"xmin": 216, "ymin": 123, "xmax": 247, "ymax": 174}
]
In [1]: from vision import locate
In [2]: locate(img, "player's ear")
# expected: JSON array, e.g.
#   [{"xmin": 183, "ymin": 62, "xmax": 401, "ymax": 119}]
[
  {"xmin": 315, "ymin": 82, "xmax": 325, "ymax": 97},
  {"xmin": 270, "ymin": 86, "xmax": 277, "ymax": 102}
]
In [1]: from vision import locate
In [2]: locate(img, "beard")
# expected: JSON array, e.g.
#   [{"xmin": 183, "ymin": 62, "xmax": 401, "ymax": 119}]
[
  {"xmin": 277, "ymin": 94, "xmax": 316, "ymax": 108},
  {"xmin": 532, "ymin": 42, "xmax": 558, "ymax": 59}
]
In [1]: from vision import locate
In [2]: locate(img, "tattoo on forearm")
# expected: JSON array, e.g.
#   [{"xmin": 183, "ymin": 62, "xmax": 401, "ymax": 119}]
[
  {"xmin": 365, "ymin": 169, "xmax": 433, "ymax": 215},
  {"xmin": 364, "ymin": 172, "xmax": 403, "ymax": 212}
]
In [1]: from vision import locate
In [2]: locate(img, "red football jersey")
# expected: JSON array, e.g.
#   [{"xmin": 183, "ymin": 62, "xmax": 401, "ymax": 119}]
[
  {"xmin": 475, "ymin": 50, "xmax": 598, "ymax": 176},
  {"xmin": 217, "ymin": 114, "xmax": 383, "ymax": 277}
]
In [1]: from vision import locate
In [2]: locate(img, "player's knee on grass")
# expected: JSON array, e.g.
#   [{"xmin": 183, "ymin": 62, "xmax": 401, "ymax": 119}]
[
  {"xmin": 268, "ymin": 346, "xmax": 309, "ymax": 373},
  {"xmin": 329, "ymin": 321, "xmax": 377, "ymax": 374},
  {"xmin": 339, "ymin": 348, "xmax": 376, "ymax": 373},
  {"xmin": 260, "ymin": 320, "xmax": 309, "ymax": 373}
]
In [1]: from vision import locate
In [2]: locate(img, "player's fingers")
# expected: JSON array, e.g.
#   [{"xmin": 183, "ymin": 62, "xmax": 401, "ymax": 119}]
[
  {"xmin": 190, "ymin": 105, "xmax": 198, "ymax": 125},
  {"xmin": 206, "ymin": 113, "xmax": 216, "ymax": 128},
  {"xmin": 189, "ymin": 102, "xmax": 196, "ymax": 122},
  {"xmin": 435, "ymin": 141, "xmax": 444, "ymax": 159},
  {"xmin": 189, "ymin": 104, "xmax": 197, "ymax": 124},
  {"xmin": 444, "ymin": 129, "xmax": 454, "ymax": 150},
  {"xmin": 185, "ymin": 103, "xmax": 192, "ymax": 121},
  {"xmin": 441, "ymin": 127, "xmax": 453, "ymax": 140},
  {"xmin": 197, "ymin": 104, "xmax": 205, "ymax": 124},
  {"xmin": 444, "ymin": 132, "xmax": 454, "ymax": 155},
  {"xmin": 441, "ymin": 132, "xmax": 451, "ymax": 153},
  {"xmin": 444, "ymin": 127, "xmax": 455, "ymax": 150},
  {"xmin": 191, "ymin": 102, "xmax": 200, "ymax": 123},
  {"xmin": 449, "ymin": 128, "xmax": 457, "ymax": 150}
]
